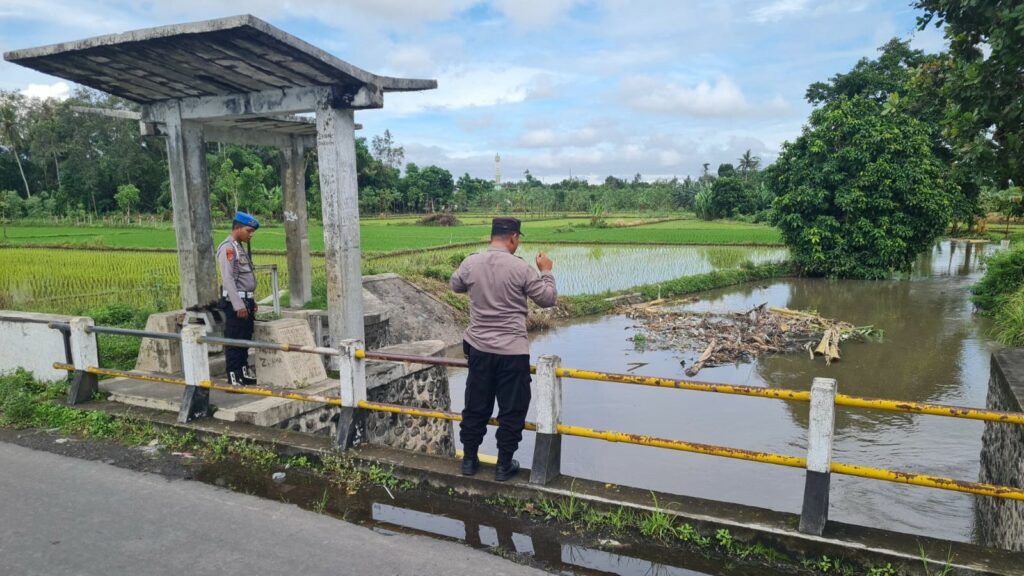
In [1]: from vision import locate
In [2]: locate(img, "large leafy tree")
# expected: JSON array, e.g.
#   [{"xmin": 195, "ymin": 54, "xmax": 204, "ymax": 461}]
[
  {"xmin": 806, "ymin": 38, "xmax": 930, "ymax": 105},
  {"xmin": 769, "ymin": 97, "xmax": 953, "ymax": 279},
  {"xmin": 915, "ymin": 0, "xmax": 1024, "ymax": 189},
  {"xmin": 806, "ymin": 36, "xmax": 982, "ymax": 228}
]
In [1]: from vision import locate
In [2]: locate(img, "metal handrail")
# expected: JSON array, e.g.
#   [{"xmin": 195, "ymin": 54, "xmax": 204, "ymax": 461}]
[
  {"xmin": 49, "ymin": 361, "xmax": 1024, "ymax": 502},
  {"xmin": 43, "ymin": 319, "xmax": 1024, "ymax": 426}
]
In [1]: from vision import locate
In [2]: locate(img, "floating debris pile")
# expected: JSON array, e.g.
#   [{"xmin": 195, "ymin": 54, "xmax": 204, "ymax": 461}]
[{"xmin": 627, "ymin": 303, "xmax": 881, "ymax": 376}]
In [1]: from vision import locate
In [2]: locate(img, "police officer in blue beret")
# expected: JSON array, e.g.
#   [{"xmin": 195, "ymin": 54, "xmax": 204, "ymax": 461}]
[{"xmin": 217, "ymin": 211, "xmax": 260, "ymax": 386}]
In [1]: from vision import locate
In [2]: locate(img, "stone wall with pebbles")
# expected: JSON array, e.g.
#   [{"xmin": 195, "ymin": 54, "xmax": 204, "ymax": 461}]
[
  {"xmin": 276, "ymin": 340, "xmax": 455, "ymax": 458},
  {"xmin": 978, "ymin": 349, "xmax": 1024, "ymax": 552}
]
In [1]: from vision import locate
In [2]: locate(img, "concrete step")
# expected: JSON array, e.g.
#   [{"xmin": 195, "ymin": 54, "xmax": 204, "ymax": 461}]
[{"xmin": 100, "ymin": 375, "xmax": 338, "ymax": 428}]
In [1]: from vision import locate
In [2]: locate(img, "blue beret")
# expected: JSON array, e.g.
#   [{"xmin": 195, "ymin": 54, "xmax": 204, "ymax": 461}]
[{"xmin": 233, "ymin": 211, "xmax": 260, "ymax": 230}]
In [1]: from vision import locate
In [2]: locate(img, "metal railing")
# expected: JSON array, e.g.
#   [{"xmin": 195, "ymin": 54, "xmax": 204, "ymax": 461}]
[
  {"xmin": 253, "ymin": 264, "xmax": 281, "ymax": 315},
  {"xmin": 42, "ymin": 317, "xmax": 1024, "ymax": 537}
]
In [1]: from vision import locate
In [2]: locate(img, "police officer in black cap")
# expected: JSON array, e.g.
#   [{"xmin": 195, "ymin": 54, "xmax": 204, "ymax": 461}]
[
  {"xmin": 451, "ymin": 217, "xmax": 558, "ymax": 481},
  {"xmin": 217, "ymin": 211, "xmax": 260, "ymax": 386}
]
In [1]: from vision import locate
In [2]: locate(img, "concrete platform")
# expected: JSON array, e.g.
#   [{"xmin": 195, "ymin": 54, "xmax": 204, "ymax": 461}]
[
  {"xmin": 213, "ymin": 380, "xmax": 337, "ymax": 427},
  {"xmin": 100, "ymin": 375, "xmax": 338, "ymax": 428}
]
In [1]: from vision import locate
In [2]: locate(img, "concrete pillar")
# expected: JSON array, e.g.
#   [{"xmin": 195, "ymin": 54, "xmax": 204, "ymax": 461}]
[
  {"xmin": 282, "ymin": 137, "xmax": 312, "ymax": 307},
  {"xmin": 178, "ymin": 324, "xmax": 211, "ymax": 423},
  {"xmin": 315, "ymin": 105, "xmax": 365, "ymax": 364},
  {"xmin": 335, "ymin": 338, "xmax": 367, "ymax": 449},
  {"xmin": 164, "ymin": 102, "xmax": 218, "ymax": 313},
  {"xmin": 799, "ymin": 377, "xmax": 837, "ymax": 535},
  {"xmin": 68, "ymin": 317, "xmax": 98, "ymax": 405},
  {"xmin": 531, "ymin": 354, "xmax": 562, "ymax": 485}
]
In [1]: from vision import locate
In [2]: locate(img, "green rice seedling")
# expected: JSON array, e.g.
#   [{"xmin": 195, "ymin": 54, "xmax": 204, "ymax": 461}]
[{"xmin": 639, "ymin": 493, "xmax": 675, "ymax": 540}]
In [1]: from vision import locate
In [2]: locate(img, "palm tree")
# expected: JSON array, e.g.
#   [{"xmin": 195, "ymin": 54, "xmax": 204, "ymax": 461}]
[
  {"xmin": 738, "ymin": 149, "xmax": 761, "ymax": 180},
  {"xmin": 0, "ymin": 91, "xmax": 31, "ymax": 198}
]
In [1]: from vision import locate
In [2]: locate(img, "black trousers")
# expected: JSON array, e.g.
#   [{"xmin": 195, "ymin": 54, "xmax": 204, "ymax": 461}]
[
  {"xmin": 460, "ymin": 341, "xmax": 531, "ymax": 463},
  {"xmin": 220, "ymin": 297, "xmax": 255, "ymax": 376}
]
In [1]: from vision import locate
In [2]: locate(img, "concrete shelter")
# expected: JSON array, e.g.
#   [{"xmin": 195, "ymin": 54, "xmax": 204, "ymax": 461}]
[{"xmin": 4, "ymin": 14, "xmax": 436, "ymax": 347}]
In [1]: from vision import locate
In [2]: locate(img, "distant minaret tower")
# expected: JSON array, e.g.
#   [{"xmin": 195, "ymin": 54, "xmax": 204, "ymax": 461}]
[{"xmin": 494, "ymin": 153, "xmax": 501, "ymax": 187}]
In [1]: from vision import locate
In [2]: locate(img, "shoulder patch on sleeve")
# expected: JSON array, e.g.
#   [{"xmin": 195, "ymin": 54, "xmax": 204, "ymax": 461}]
[{"xmin": 226, "ymin": 247, "xmax": 235, "ymax": 261}]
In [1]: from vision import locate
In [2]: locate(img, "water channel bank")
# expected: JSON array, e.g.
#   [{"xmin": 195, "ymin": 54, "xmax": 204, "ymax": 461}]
[
  {"xmin": 4, "ymin": 402, "xmax": 1019, "ymax": 576},
  {"xmin": 448, "ymin": 240, "xmax": 1009, "ymax": 545}
]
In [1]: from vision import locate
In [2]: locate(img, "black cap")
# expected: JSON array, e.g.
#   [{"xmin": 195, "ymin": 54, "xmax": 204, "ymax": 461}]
[{"xmin": 491, "ymin": 217, "xmax": 524, "ymax": 237}]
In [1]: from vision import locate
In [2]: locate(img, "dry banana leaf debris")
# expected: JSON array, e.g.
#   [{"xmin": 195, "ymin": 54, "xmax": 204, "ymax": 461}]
[{"xmin": 626, "ymin": 302, "xmax": 881, "ymax": 376}]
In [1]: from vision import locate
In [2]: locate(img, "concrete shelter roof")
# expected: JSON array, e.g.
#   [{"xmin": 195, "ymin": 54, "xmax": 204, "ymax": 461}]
[{"xmin": 3, "ymin": 14, "xmax": 436, "ymax": 104}]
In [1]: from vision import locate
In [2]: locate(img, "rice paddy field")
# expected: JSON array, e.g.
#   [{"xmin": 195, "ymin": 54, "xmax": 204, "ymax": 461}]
[
  {"xmin": 1, "ymin": 215, "xmax": 782, "ymax": 253},
  {"xmin": 0, "ymin": 215, "xmax": 786, "ymax": 314}
]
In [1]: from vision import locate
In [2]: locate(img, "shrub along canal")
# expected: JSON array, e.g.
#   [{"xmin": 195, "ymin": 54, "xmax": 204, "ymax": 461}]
[{"xmin": 448, "ymin": 240, "xmax": 1003, "ymax": 544}]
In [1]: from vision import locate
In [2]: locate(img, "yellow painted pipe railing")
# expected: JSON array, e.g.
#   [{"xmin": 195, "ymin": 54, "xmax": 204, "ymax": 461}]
[
  {"xmin": 357, "ymin": 350, "xmax": 1024, "ymax": 426},
  {"xmin": 50, "ymin": 363, "xmax": 1024, "ymax": 501}
]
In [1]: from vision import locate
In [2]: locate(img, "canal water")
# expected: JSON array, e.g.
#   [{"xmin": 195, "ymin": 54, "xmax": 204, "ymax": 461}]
[{"xmin": 448, "ymin": 240, "xmax": 1002, "ymax": 543}]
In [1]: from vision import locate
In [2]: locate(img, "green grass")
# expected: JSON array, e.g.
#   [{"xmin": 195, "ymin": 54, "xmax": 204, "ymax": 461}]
[{"xmin": 2, "ymin": 215, "xmax": 781, "ymax": 253}]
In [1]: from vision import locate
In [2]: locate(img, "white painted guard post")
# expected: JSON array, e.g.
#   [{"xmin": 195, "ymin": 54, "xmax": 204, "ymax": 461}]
[
  {"xmin": 336, "ymin": 339, "xmax": 367, "ymax": 449},
  {"xmin": 68, "ymin": 317, "xmax": 99, "ymax": 404},
  {"xmin": 531, "ymin": 355, "xmax": 563, "ymax": 485},
  {"xmin": 799, "ymin": 377, "xmax": 837, "ymax": 535},
  {"xmin": 177, "ymin": 324, "xmax": 211, "ymax": 423}
]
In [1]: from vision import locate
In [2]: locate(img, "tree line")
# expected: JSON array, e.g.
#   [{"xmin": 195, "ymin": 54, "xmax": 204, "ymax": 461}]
[{"xmin": 0, "ymin": 88, "xmax": 771, "ymax": 224}]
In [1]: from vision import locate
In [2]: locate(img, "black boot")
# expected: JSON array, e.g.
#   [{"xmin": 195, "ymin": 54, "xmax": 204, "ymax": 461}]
[
  {"xmin": 241, "ymin": 366, "xmax": 258, "ymax": 386},
  {"xmin": 228, "ymin": 370, "xmax": 245, "ymax": 386},
  {"xmin": 494, "ymin": 459, "xmax": 520, "ymax": 482},
  {"xmin": 461, "ymin": 455, "xmax": 480, "ymax": 476}
]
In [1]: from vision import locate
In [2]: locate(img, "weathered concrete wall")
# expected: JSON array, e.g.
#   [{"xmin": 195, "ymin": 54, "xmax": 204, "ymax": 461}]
[
  {"xmin": 134, "ymin": 311, "xmax": 185, "ymax": 374},
  {"xmin": 0, "ymin": 311, "xmax": 71, "ymax": 382},
  {"xmin": 282, "ymin": 287, "xmax": 389, "ymax": 353},
  {"xmin": 252, "ymin": 318, "xmax": 327, "ymax": 388},
  {"xmin": 362, "ymin": 273, "xmax": 463, "ymax": 348},
  {"xmin": 978, "ymin": 349, "xmax": 1024, "ymax": 552}
]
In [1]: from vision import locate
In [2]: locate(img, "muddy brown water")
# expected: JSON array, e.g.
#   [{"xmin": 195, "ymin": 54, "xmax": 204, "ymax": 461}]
[{"xmin": 448, "ymin": 240, "xmax": 1003, "ymax": 544}]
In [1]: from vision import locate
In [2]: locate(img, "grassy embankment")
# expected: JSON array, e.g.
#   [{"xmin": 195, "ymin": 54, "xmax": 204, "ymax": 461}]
[{"xmin": 972, "ymin": 245, "xmax": 1024, "ymax": 345}]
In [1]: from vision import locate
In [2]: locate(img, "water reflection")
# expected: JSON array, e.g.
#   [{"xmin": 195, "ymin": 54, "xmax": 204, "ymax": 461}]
[
  {"xmin": 448, "ymin": 241, "xmax": 1002, "ymax": 543},
  {"xmin": 520, "ymin": 244, "xmax": 788, "ymax": 296},
  {"xmin": 197, "ymin": 460, "xmax": 735, "ymax": 575}
]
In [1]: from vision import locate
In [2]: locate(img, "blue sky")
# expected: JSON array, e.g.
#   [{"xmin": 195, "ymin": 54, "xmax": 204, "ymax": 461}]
[{"xmin": 0, "ymin": 0, "xmax": 946, "ymax": 182}]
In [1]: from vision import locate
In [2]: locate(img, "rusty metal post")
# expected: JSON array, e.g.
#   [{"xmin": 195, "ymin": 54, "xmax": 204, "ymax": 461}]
[
  {"xmin": 68, "ymin": 317, "xmax": 98, "ymax": 404},
  {"xmin": 270, "ymin": 264, "xmax": 281, "ymax": 315},
  {"xmin": 799, "ymin": 377, "xmax": 837, "ymax": 535},
  {"xmin": 531, "ymin": 354, "xmax": 562, "ymax": 485},
  {"xmin": 335, "ymin": 338, "xmax": 366, "ymax": 449},
  {"xmin": 178, "ymin": 324, "xmax": 211, "ymax": 423}
]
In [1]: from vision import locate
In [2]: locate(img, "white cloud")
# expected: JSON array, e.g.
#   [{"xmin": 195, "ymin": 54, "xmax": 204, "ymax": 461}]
[
  {"xmin": 21, "ymin": 81, "xmax": 70, "ymax": 100},
  {"xmin": 0, "ymin": 0, "xmax": 142, "ymax": 33},
  {"xmin": 518, "ymin": 126, "xmax": 602, "ymax": 148},
  {"xmin": 624, "ymin": 75, "xmax": 754, "ymax": 117},
  {"xmin": 132, "ymin": 0, "xmax": 477, "ymax": 29},
  {"xmin": 751, "ymin": 0, "xmax": 810, "ymax": 23},
  {"xmin": 751, "ymin": 0, "xmax": 868, "ymax": 24},
  {"xmin": 492, "ymin": 0, "xmax": 582, "ymax": 28},
  {"xmin": 382, "ymin": 65, "xmax": 566, "ymax": 114}
]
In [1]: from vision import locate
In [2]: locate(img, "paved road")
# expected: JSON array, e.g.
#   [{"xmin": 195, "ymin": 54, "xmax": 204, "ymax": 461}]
[{"xmin": 0, "ymin": 442, "xmax": 547, "ymax": 576}]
